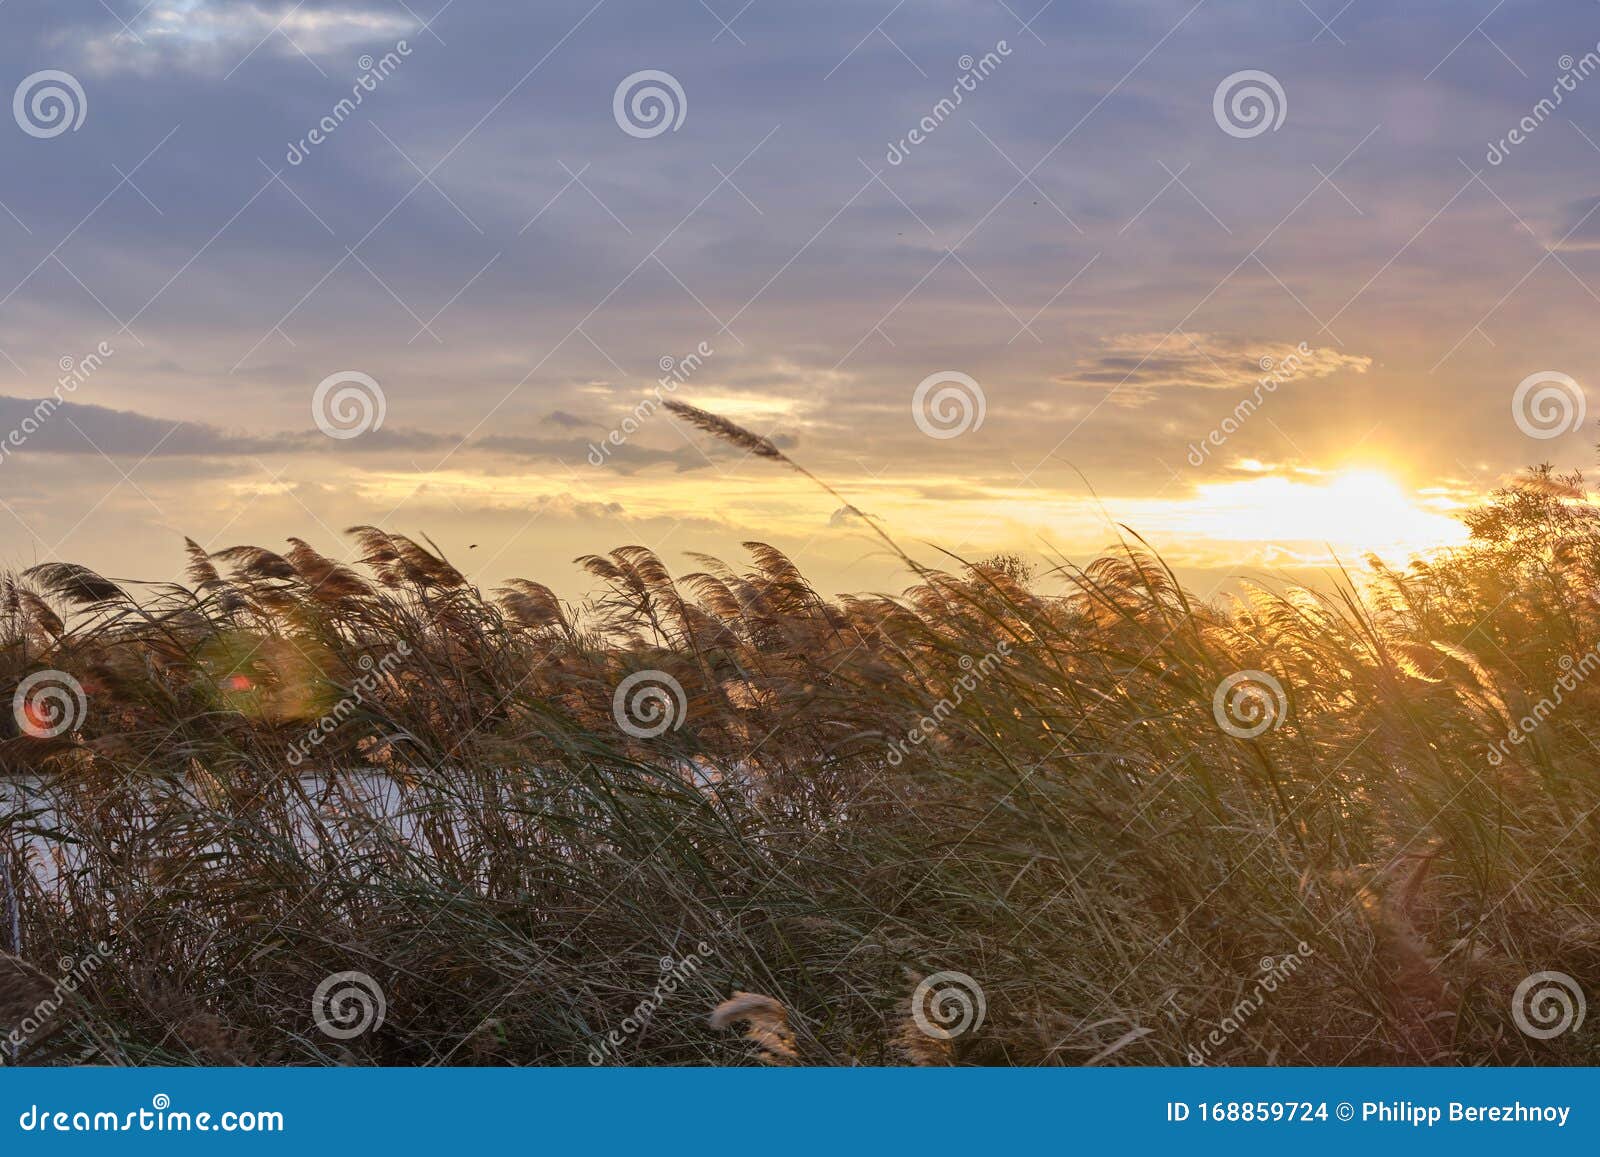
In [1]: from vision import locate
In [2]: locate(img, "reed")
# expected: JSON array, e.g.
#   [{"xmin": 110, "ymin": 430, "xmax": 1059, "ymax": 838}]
[{"xmin": 0, "ymin": 441, "xmax": 1595, "ymax": 1065}]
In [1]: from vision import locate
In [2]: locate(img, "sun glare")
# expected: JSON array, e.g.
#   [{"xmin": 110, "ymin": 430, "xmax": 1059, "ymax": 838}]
[{"xmin": 1148, "ymin": 468, "xmax": 1470, "ymax": 563}]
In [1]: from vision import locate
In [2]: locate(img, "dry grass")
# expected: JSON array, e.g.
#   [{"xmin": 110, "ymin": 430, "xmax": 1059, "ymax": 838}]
[{"xmin": 1, "ymin": 451, "xmax": 1598, "ymax": 1066}]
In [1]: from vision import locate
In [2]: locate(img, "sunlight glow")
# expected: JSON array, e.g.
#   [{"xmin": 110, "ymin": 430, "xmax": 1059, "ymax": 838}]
[{"xmin": 1167, "ymin": 469, "xmax": 1469, "ymax": 561}]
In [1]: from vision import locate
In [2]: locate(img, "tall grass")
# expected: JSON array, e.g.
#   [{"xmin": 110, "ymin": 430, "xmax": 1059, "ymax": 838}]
[{"xmin": 1, "ymin": 448, "xmax": 1597, "ymax": 1066}]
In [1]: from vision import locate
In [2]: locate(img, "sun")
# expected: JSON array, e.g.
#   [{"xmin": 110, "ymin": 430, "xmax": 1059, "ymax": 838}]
[
  {"xmin": 1327, "ymin": 469, "xmax": 1404, "ymax": 504},
  {"xmin": 1144, "ymin": 467, "xmax": 1470, "ymax": 564}
]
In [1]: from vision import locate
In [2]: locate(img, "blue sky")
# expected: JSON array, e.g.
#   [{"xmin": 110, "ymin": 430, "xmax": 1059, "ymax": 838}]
[{"xmin": 0, "ymin": 0, "xmax": 1596, "ymax": 595}]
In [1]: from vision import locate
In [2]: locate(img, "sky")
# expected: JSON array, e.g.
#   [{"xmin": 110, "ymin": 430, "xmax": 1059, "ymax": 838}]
[{"xmin": 0, "ymin": 0, "xmax": 1596, "ymax": 600}]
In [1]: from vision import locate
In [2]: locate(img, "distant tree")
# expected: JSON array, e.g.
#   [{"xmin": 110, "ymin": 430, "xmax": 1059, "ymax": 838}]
[
  {"xmin": 1460, "ymin": 464, "xmax": 1600, "ymax": 554},
  {"xmin": 972, "ymin": 552, "xmax": 1036, "ymax": 587}
]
